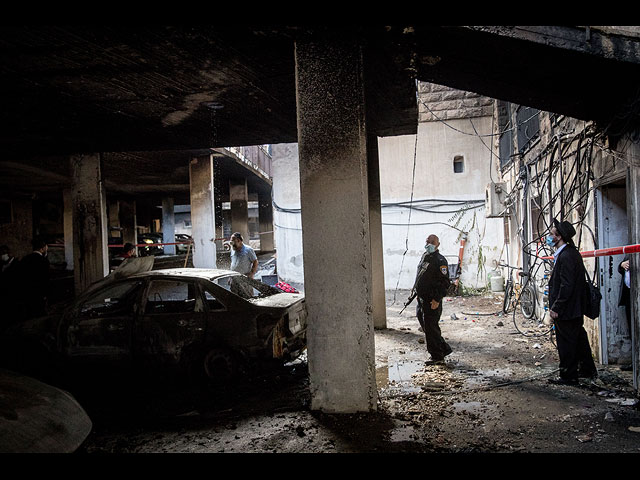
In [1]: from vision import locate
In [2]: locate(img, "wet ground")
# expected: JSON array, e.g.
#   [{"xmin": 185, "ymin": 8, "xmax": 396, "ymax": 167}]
[{"xmin": 75, "ymin": 289, "xmax": 640, "ymax": 454}]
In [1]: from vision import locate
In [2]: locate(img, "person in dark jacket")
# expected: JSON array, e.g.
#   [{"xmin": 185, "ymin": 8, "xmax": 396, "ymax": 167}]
[
  {"xmin": 0, "ymin": 245, "xmax": 21, "ymax": 330},
  {"xmin": 17, "ymin": 237, "xmax": 51, "ymax": 320},
  {"xmin": 413, "ymin": 234, "xmax": 452, "ymax": 365},
  {"xmin": 618, "ymin": 254, "xmax": 631, "ymax": 335},
  {"xmin": 547, "ymin": 219, "xmax": 597, "ymax": 385}
]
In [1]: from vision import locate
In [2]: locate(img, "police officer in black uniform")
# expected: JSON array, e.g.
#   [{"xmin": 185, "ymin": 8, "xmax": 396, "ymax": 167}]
[{"xmin": 413, "ymin": 234, "xmax": 452, "ymax": 364}]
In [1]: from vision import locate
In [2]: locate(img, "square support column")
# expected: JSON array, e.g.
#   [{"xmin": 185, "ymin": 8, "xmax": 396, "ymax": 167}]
[
  {"xmin": 108, "ymin": 200, "xmax": 120, "ymax": 239},
  {"xmin": 63, "ymin": 189, "xmax": 74, "ymax": 271},
  {"xmin": 295, "ymin": 34, "xmax": 377, "ymax": 412},
  {"xmin": 229, "ymin": 178, "xmax": 250, "ymax": 242},
  {"xmin": 162, "ymin": 197, "xmax": 176, "ymax": 255},
  {"xmin": 367, "ymin": 135, "xmax": 387, "ymax": 329},
  {"xmin": 189, "ymin": 155, "xmax": 217, "ymax": 268},
  {"xmin": 628, "ymin": 142, "xmax": 640, "ymax": 390},
  {"xmin": 119, "ymin": 199, "xmax": 137, "ymax": 255},
  {"xmin": 70, "ymin": 154, "xmax": 109, "ymax": 295},
  {"xmin": 258, "ymin": 191, "xmax": 275, "ymax": 252}
]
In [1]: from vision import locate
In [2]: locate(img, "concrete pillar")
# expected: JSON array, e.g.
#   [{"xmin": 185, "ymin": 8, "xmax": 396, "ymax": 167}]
[
  {"xmin": 229, "ymin": 178, "xmax": 249, "ymax": 241},
  {"xmin": 189, "ymin": 155, "xmax": 217, "ymax": 268},
  {"xmin": 627, "ymin": 139, "xmax": 640, "ymax": 390},
  {"xmin": 62, "ymin": 189, "xmax": 73, "ymax": 271},
  {"xmin": 258, "ymin": 191, "xmax": 275, "ymax": 252},
  {"xmin": 295, "ymin": 34, "xmax": 377, "ymax": 412},
  {"xmin": 162, "ymin": 197, "xmax": 176, "ymax": 255},
  {"xmin": 70, "ymin": 154, "xmax": 109, "ymax": 295},
  {"xmin": 108, "ymin": 200, "xmax": 120, "ymax": 239},
  {"xmin": 213, "ymin": 157, "xmax": 224, "ymax": 246},
  {"xmin": 368, "ymin": 135, "xmax": 387, "ymax": 329},
  {"xmin": 119, "ymin": 199, "xmax": 137, "ymax": 255}
]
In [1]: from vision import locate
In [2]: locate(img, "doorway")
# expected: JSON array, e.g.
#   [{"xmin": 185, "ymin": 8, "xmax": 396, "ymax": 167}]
[{"xmin": 596, "ymin": 179, "xmax": 631, "ymax": 365}]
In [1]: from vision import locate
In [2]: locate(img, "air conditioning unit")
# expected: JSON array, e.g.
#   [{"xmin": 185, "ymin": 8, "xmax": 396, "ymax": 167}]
[{"xmin": 485, "ymin": 182, "xmax": 508, "ymax": 218}]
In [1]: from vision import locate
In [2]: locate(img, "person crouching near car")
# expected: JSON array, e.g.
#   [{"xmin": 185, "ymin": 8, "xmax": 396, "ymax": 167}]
[
  {"xmin": 121, "ymin": 243, "xmax": 136, "ymax": 259},
  {"xmin": 229, "ymin": 232, "xmax": 258, "ymax": 279},
  {"xmin": 547, "ymin": 219, "xmax": 598, "ymax": 385}
]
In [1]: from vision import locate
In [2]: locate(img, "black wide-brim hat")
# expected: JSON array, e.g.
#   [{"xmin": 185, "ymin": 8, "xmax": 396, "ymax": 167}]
[{"xmin": 553, "ymin": 218, "xmax": 576, "ymax": 242}]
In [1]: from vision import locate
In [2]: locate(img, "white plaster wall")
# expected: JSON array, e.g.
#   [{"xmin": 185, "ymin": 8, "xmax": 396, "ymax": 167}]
[
  {"xmin": 379, "ymin": 117, "xmax": 504, "ymax": 290},
  {"xmin": 271, "ymin": 115, "xmax": 505, "ymax": 292},
  {"xmin": 271, "ymin": 143, "xmax": 304, "ymax": 290}
]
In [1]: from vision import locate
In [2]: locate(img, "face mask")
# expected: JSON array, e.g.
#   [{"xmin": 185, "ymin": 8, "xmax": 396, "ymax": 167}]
[
  {"xmin": 1, "ymin": 254, "xmax": 8, "ymax": 262},
  {"xmin": 424, "ymin": 244, "xmax": 436, "ymax": 254},
  {"xmin": 546, "ymin": 235, "xmax": 556, "ymax": 247}
]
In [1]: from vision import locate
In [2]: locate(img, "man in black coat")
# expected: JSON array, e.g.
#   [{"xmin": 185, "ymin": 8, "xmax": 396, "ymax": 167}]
[
  {"xmin": 618, "ymin": 254, "xmax": 634, "ymax": 371},
  {"xmin": 17, "ymin": 237, "xmax": 51, "ymax": 320},
  {"xmin": 413, "ymin": 234, "xmax": 452, "ymax": 365},
  {"xmin": 618, "ymin": 254, "xmax": 631, "ymax": 335},
  {"xmin": 547, "ymin": 219, "xmax": 598, "ymax": 385}
]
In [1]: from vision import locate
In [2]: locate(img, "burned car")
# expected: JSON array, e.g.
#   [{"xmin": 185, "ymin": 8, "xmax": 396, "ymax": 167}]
[{"xmin": 1, "ymin": 261, "xmax": 307, "ymax": 386}]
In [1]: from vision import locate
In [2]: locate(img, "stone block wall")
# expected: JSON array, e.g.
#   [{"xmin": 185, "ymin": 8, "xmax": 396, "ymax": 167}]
[{"xmin": 418, "ymin": 82, "xmax": 494, "ymax": 122}]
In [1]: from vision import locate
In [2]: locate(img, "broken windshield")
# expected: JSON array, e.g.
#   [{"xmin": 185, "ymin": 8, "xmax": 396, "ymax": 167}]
[{"xmin": 214, "ymin": 275, "xmax": 281, "ymax": 300}]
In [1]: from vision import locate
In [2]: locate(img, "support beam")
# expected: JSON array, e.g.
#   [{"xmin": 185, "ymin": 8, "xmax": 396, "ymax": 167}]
[
  {"xmin": 62, "ymin": 189, "xmax": 73, "ymax": 271},
  {"xmin": 627, "ymin": 140, "xmax": 640, "ymax": 390},
  {"xmin": 229, "ymin": 178, "xmax": 249, "ymax": 241},
  {"xmin": 162, "ymin": 197, "xmax": 176, "ymax": 255},
  {"xmin": 258, "ymin": 191, "xmax": 274, "ymax": 252},
  {"xmin": 119, "ymin": 199, "xmax": 137, "ymax": 255},
  {"xmin": 70, "ymin": 154, "xmax": 109, "ymax": 295},
  {"xmin": 189, "ymin": 155, "xmax": 217, "ymax": 268},
  {"xmin": 367, "ymin": 135, "xmax": 387, "ymax": 329},
  {"xmin": 295, "ymin": 34, "xmax": 377, "ymax": 412},
  {"xmin": 108, "ymin": 200, "xmax": 120, "ymax": 239}
]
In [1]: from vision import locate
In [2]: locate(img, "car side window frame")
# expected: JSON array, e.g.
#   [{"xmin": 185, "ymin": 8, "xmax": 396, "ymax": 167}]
[
  {"xmin": 142, "ymin": 278, "xmax": 204, "ymax": 315},
  {"xmin": 75, "ymin": 279, "xmax": 145, "ymax": 319},
  {"xmin": 201, "ymin": 281, "xmax": 228, "ymax": 312}
]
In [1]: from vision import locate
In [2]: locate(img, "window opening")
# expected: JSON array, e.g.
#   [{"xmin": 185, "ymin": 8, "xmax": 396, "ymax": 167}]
[{"xmin": 453, "ymin": 155, "xmax": 464, "ymax": 173}]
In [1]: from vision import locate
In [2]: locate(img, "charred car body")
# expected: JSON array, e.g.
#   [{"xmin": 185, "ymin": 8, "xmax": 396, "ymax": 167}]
[{"xmin": 1, "ymin": 261, "xmax": 307, "ymax": 386}]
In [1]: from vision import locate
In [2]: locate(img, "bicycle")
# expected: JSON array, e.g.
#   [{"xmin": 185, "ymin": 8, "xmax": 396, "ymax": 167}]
[
  {"xmin": 500, "ymin": 264, "xmax": 536, "ymax": 318},
  {"xmin": 500, "ymin": 264, "xmax": 552, "ymax": 338}
]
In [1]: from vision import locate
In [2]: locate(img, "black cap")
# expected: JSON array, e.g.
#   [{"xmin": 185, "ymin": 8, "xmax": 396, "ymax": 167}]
[{"xmin": 553, "ymin": 218, "xmax": 576, "ymax": 242}]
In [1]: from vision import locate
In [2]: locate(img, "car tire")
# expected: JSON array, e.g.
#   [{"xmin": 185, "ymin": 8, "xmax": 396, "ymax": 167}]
[{"xmin": 203, "ymin": 348, "xmax": 237, "ymax": 384}]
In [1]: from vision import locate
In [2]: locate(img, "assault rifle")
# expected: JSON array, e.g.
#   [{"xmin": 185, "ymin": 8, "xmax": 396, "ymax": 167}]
[
  {"xmin": 399, "ymin": 288, "xmax": 418, "ymax": 315},
  {"xmin": 399, "ymin": 254, "xmax": 430, "ymax": 315}
]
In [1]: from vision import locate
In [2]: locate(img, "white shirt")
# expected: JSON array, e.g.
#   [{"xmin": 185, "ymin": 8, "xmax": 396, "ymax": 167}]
[{"xmin": 553, "ymin": 243, "xmax": 567, "ymax": 262}]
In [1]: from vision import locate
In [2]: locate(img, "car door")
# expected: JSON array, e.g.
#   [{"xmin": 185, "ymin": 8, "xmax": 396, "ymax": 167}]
[
  {"xmin": 202, "ymin": 276, "xmax": 263, "ymax": 349},
  {"xmin": 136, "ymin": 278, "xmax": 206, "ymax": 371},
  {"xmin": 65, "ymin": 279, "xmax": 143, "ymax": 368}
]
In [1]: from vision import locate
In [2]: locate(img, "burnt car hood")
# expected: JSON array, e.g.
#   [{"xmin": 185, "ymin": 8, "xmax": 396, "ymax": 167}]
[
  {"xmin": 247, "ymin": 292, "xmax": 305, "ymax": 308},
  {"xmin": 83, "ymin": 256, "xmax": 154, "ymax": 296}
]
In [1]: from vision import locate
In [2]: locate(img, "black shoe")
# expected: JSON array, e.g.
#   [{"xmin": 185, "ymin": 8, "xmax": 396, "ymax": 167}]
[
  {"xmin": 548, "ymin": 377, "xmax": 579, "ymax": 386},
  {"xmin": 443, "ymin": 345, "xmax": 453, "ymax": 358},
  {"xmin": 425, "ymin": 358, "xmax": 445, "ymax": 366},
  {"xmin": 578, "ymin": 371, "xmax": 598, "ymax": 380}
]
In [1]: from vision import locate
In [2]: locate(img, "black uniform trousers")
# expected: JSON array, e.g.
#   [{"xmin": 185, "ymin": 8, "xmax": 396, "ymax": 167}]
[
  {"xmin": 554, "ymin": 316, "xmax": 597, "ymax": 381},
  {"xmin": 417, "ymin": 298, "xmax": 451, "ymax": 360}
]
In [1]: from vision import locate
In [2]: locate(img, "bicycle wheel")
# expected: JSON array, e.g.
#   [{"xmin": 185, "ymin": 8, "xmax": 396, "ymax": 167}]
[
  {"xmin": 502, "ymin": 279, "xmax": 513, "ymax": 314},
  {"xmin": 520, "ymin": 284, "xmax": 536, "ymax": 319},
  {"xmin": 513, "ymin": 297, "xmax": 551, "ymax": 337}
]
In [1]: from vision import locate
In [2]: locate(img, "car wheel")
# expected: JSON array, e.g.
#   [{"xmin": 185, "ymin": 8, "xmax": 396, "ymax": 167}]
[{"xmin": 203, "ymin": 348, "xmax": 236, "ymax": 384}]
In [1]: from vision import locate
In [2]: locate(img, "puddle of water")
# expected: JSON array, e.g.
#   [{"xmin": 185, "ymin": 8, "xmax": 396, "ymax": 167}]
[
  {"xmin": 389, "ymin": 421, "xmax": 418, "ymax": 442},
  {"xmin": 376, "ymin": 359, "xmax": 423, "ymax": 394}
]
